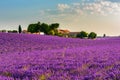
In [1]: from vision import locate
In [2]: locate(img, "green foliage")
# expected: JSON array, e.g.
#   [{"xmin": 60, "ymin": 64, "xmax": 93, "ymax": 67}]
[
  {"xmin": 54, "ymin": 29, "xmax": 59, "ymax": 35},
  {"xmin": 8, "ymin": 30, "xmax": 13, "ymax": 33},
  {"xmin": 40, "ymin": 23, "xmax": 50, "ymax": 34},
  {"xmin": 77, "ymin": 31, "xmax": 88, "ymax": 39},
  {"xmin": 49, "ymin": 23, "xmax": 59, "ymax": 35},
  {"xmin": 48, "ymin": 30, "xmax": 55, "ymax": 35},
  {"xmin": 27, "ymin": 22, "xmax": 59, "ymax": 35},
  {"xmin": 12, "ymin": 30, "xmax": 18, "ymax": 33},
  {"xmin": 50, "ymin": 23, "xmax": 59, "ymax": 30},
  {"xmin": 1, "ymin": 30, "xmax": 6, "ymax": 33},
  {"xmin": 18, "ymin": 25, "xmax": 22, "ymax": 33},
  {"xmin": 55, "ymin": 32, "xmax": 63, "ymax": 37},
  {"xmin": 103, "ymin": 34, "xmax": 106, "ymax": 37},
  {"xmin": 88, "ymin": 32, "xmax": 97, "ymax": 39},
  {"xmin": 27, "ymin": 22, "xmax": 40, "ymax": 33}
]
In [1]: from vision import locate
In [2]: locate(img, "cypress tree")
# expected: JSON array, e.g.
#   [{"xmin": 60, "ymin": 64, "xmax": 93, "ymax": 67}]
[{"xmin": 18, "ymin": 25, "xmax": 22, "ymax": 33}]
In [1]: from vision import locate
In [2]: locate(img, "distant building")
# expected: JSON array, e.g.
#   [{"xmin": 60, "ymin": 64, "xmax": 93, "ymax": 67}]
[
  {"xmin": 22, "ymin": 30, "xmax": 28, "ymax": 33},
  {"xmin": 68, "ymin": 32, "xmax": 80, "ymax": 38},
  {"xmin": 58, "ymin": 29, "xmax": 70, "ymax": 34},
  {"xmin": 22, "ymin": 30, "xmax": 45, "ymax": 35},
  {"xmin": 40, "ymin": 32, "xmax": 44, "ymax": 35},
  {"xmin": 58, "ymin": 29, "xmax": 70, "ymax": 37}
]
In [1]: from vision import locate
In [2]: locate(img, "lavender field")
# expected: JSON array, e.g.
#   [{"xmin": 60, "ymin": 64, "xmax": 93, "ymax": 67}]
[{"xmin": 0, "ymin": 33, "xmax": 120, "ymax": 80}]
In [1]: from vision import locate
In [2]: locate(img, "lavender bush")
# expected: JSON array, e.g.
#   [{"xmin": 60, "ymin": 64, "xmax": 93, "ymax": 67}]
[{"xmin": 0, "ymin": 33, "xmax": 120, "ymax": 80}]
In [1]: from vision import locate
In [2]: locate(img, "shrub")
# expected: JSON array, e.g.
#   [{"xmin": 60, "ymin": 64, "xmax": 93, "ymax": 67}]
[
  {"xmin": 88, "ymin": 32, "xmax": 97, "ymax": 39},
  {"xmin": 103, "ymin": 34, "xmax": 106, "ymax": 37},
  {"xmin": 55, "ymin": 32, "xmax": 63, "ymax": 37},
  {"xmin": 12, "ymin": 30, "xmax": 18, "ymax": 33},
  {"xmin": 8, "ymin": 30, "xmax": 12, "ymax": 33},
  {"xmin": 48, "ymin": 30, "xmax": 55, "ymax": 35},
  {"xmin": 77, "ymin": 31, "xmax": 88, "ymax": 39}
]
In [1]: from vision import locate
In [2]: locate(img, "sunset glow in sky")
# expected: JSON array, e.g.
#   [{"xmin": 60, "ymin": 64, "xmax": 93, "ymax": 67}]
[{"xmin": 0, "ymin": 0, "xmax": 120, "ymax": 36}]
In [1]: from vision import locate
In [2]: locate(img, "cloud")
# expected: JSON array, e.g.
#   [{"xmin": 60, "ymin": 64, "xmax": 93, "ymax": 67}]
[
  {"xmin": 57, "ymin": 4, "xmax": 70, "ymax": 11},
  {"xmin": 57, "ymin": 3, "xmax": 84, "ymax": 15},
  {"xmin": 83, "ymin": 0, "xmax": 120, "ymax": 15},
  {"xmin": 57, "ymin": 1, "xmax": 120, "ymax": 16},
  {"xmin": 42, "ymin": 0, "xmax": 120, "ymax": 18}
]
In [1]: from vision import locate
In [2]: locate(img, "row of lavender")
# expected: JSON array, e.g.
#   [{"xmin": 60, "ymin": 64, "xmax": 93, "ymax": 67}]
[{"xmin": 0, "ymin": 33, "xmax": 120, "ymax": 80}]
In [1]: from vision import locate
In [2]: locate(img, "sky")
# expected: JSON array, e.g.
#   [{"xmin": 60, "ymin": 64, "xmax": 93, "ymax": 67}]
[{"xmin": 0, "ymin": 0, "xmax": 120, "ymax": 36}]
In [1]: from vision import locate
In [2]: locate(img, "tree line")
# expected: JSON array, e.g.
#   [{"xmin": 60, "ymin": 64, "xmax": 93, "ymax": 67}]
[
  {"xmin": 27, "ymin": 22, "xmax": 97, "ymax": 39},
  {"xmin": 27, "ymin": 22, "xmax": 60, "ymax": 36},
  {"xmin": 0, "ymin": 21, "xmax": 98, "ymax": 39},
  {"xmin": 0, "ymin": 25, "xmax": 22, "ymax": 33},
  {"xmin": 76, "ymin": 31, "xmax": 97, "ymax": 39}
]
